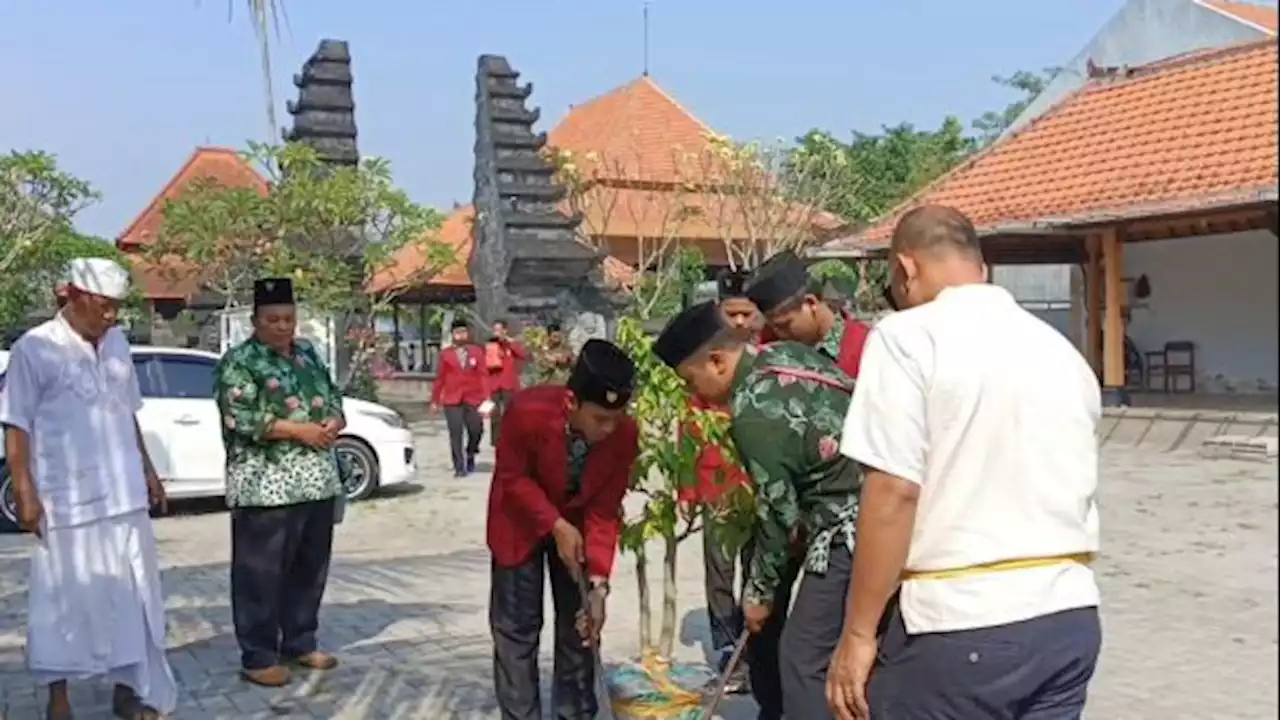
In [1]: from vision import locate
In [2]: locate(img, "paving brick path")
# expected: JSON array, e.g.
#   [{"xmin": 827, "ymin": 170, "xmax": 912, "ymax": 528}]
[{"xmin": 0, "ymin": 421, "xmax": 1274, "ymax": 718}]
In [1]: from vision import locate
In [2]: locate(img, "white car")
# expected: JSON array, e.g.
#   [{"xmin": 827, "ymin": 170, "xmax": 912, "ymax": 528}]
[{"xmin": 0, "ymin": 346, "xmax": 417, "ymax": 531}]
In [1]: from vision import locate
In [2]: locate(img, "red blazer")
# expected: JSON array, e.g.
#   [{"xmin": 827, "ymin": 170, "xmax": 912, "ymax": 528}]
[
  {"xmin": 839, "ymin": 314, "xmax": 872, "ymax": 378},
  {"xmin": 486, "ymin": 338, "xmax": 528, "ymax": 393},
  {"xmin": 432, "ymin": 344, "xmax": 489, "ymax": 406},
  {"xmin": 486, "ymin": 386, "xmax": 639, "ymax": 578},
  {"xmin": 761, "ymin": 312, "xmax": 871, "ymax": 379},
  {"xmin": 681, "ymin": 398, "xmax": 750, "ymax": 505}
]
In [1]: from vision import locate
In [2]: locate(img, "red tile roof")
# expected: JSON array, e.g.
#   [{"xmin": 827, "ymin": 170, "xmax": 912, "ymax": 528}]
[
  {"xmin": 116, "ymin": 147, "xmax": 268, "ymax": 299},
  {"xmin": 367, "ymin": 205, "xmax": 476, "ymax": 294},
  {"xmin": 824, "ymin": 39, "xmax": 1279, "ymax": 252},
  {"xmin": 547, "ymin": 76, "xmax": 716, "ymax": 184},
  {"xmin": 117, "ymin": 147, "xmax": 268, "ymax": 249},
  {"xmin": 1199, "ymin": 0, "xmax": 1278, "ymax": 33},
  {"xmin": 549, "ymin": 75, "xmax": 845, "ymax": 253}
]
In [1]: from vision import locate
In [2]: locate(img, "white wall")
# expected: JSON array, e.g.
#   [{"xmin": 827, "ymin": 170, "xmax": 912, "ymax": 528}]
[{"xmin": 1124, "ymin": 230, "xmax": 1278, "ymax": 393}]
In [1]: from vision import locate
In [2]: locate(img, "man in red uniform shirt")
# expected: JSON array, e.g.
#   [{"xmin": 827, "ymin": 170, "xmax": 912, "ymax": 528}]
[
  {"xmin": 746, "ymin": 250, "xmax": 871, "ymax": 379},
  {"xmin": 487, "ymin": 339, "xmax": 639, "ymax": 720},
  {"xmin": 431, "ymin": 320, "xmax": 489, "ymax": 476},
  {"xmin": 686, "ymin": 270, "xmax": 758, "ymax": 695},
  {"xmin": 485, "ymin": 318, "xmax": 528, "ymax": 446}
]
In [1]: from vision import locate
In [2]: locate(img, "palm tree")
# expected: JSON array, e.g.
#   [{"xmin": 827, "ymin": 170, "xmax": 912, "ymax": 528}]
[{"xmin": 227, "ymin": 0, "xmax": 287, "ymax": 140}]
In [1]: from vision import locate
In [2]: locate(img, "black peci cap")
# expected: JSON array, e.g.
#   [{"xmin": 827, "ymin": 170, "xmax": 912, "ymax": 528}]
[
  {"xmin": 253, "ymin": 278, "xmax": 294, "ymax": 308},
  {"xmin": 451, "ymin": 319, "xmax": 469, "ymax": 330},
  {"xmin": 744, "ymin": 250, "xmax": 809, "ymax": 314},
  {"xmin": 566, "ymin": 339, "xmax": 636, "ymax": 410},
  {"xmin": 716, "ymin": 269, "xmax": 749, "ymax": 300},
  {"xmin": 653, "ymin": 301, "xmax": 724, "ymax": 370}
]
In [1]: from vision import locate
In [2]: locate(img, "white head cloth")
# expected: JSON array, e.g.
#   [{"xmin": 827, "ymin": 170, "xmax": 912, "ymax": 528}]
[{"xmin": 65, "ymin": 257, "xmax": 131, "ymax": 300}]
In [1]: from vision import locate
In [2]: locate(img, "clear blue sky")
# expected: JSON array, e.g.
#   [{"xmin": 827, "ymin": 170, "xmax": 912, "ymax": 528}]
[{"xmin": 2, "ymin": 0, "xmax": 1125, "ymax": 239}]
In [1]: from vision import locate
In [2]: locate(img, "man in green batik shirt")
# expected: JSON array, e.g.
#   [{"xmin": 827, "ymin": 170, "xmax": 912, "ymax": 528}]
[
  {"xmin": 214, "ymin": 277, "xmax": 344, "ymax": 688},
  {"xmin": 655, "ymin": 300, "xmax": 860, "ymax": 720}
]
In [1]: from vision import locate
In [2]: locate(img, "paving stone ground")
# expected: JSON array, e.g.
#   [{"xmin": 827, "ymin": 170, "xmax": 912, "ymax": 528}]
[{"xmin": 0, "ymin": 420, "xmax": 1275, "ymax": 719}]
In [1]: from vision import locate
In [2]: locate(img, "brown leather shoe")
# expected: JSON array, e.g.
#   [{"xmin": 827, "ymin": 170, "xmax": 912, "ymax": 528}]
[
  {"xmin": 240, "ymin": 665, "xmax": 292, "ymax": 687},
  {"xmin": 288, "ymin": 651, "xmax": 339, "ymax": 671}
]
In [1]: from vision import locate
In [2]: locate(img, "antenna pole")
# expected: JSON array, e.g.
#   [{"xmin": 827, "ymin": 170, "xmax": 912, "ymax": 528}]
[{"xmin": 642, "ymin": 1, "xmax": 650, "ymax": 76}]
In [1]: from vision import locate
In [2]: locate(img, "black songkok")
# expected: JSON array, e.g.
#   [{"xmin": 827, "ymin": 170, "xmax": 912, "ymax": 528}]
[
  {"xmin": 253, "ymin": 278, "xmax": 294, "ymax": 308},
  {"xmin": 566, "ymin": 339, "xmax": 636, "ymax": 410},
  {"xmin": 451, "ymin": 318, "xmax": 469, "ymax": 330},
  {"xmin": 744, "ymin": 250, "xmax": 809, "ymax": 314},
  {"xmin": 716, "ymin": 269, "xmax": 749, "ymax": 300},
  {"xmin": 653, "ymin": 301, "xmax": 724, "ymax": 370}
]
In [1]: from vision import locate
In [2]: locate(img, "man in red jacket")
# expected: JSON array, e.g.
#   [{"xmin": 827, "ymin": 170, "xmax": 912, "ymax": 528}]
[
  {"xmin": 485, "ymin": 318, "xmax": 528, "ymax": 447},
  {"xmin": 746, "ymin": 250, "xmax": 871, "ymax": 379},
  {"xmin": 686, "ymin": 270, "xmax": 758, "ymax": 694},
  {"xmin": 431, "ymin": 320, "xmax": 489, "ymax": 477},
  {"xmin": 487, "ymin": 339, "xmax": 639, "ymax": 720}
]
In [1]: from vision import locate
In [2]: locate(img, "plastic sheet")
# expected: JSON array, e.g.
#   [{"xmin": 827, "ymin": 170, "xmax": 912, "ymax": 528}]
[{"xmin": 604, "ymin": 651, "xmax": 718, "ymax": 719}]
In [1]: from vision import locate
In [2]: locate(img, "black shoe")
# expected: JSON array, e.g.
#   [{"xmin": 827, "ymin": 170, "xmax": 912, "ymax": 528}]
[
  {"xmin": 453, "ymin": 469, "xmax": 466, "ymax": 478},
  {"xmin": 466, "ymin": 455, "xmax": 477, "ymax": 473}
]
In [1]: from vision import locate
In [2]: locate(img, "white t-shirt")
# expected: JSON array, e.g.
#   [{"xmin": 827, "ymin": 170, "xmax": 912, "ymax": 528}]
[
  {"xmin": 0, "ymin": 316, "xmax": 149, "ymax": 529},
  {"xmin": 841, "ymin": 284, "xmax": 1101, "ymax": 634}
]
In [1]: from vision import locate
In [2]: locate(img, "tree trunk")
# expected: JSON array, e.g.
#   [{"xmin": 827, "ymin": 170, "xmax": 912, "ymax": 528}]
[
  {"xmin": 635, "ymin": 544, "xmax": 653, "ymax": 652},
  {"xmin": 658, "ymin": 534, "xmax": 679, "ymax": 658}
]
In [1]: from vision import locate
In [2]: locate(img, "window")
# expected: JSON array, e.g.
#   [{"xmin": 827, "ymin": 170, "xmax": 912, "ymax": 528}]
[
  {"xmin": 153, "ymin": 357, "xmax": 217, "ymax": 400},
  {"xmin": 132, "ymin": 356, "xmax": 163, "ymax": 398}
]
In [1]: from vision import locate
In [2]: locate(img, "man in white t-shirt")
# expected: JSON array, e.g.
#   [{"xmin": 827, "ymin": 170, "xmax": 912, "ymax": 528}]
[{"xmin": 827, "ymin": 205, "xmax": 1102, "ymax": 720}]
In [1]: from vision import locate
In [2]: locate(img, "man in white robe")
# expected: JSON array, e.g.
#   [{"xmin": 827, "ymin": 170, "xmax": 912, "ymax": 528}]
[{"xmin": 0, "ymin": 258, "xmax": 177, "ymax": 719}]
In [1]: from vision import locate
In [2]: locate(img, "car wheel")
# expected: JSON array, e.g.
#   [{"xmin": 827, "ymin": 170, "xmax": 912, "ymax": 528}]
[
  {"xmin": 334, "ymin": 436, "xmax": 379, "ymax": 502},
  {"xmin": 1, "ymin": 463, "xmax": 21, "ymax": 533}
]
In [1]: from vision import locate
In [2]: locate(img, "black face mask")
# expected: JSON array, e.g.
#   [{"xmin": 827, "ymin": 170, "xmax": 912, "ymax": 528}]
[{"xmin": 881, "ymin": 282, "xmax": 900, "ymax": 312}]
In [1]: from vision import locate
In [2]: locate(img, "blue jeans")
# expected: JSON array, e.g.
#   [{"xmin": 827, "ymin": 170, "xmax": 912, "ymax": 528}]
[{"xmin": 869, "ymin": 605, "xmax": 1102, "ymax": 719}]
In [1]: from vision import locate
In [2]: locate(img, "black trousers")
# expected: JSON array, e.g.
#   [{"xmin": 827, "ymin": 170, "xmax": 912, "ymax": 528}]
[
  {"xmin": 742, "ymin": 540, "xmax": 804, "ymax": 720},
  {"xmin": 869, "ymin": 605, "xmax": 1101, "ymax": 719},
  {"xmin": 490, "ymin": 542, "xmax": 596, "ymax": 720},
  {"xmin": 703, "ymin": 523, "xmax": 743, "ymax": 652},
  {"xmin": 444, "ymin": 403, "xmax": 483, "ymax": 471},
  {"xmin": 230, "ymin": 498, "xmax": 336, "ymax": 670},
  {"xmin": 777, "ymin": 542, "xmax": 852, "ymax": 720},
  {"xmin": 490, "ymin": 389, "xmax": 513, "ymax": 447}
]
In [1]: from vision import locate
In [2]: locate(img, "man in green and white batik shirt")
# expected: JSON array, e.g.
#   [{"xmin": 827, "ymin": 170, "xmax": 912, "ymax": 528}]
[
  {"xmin": 655, "ymin": 300, "xmax": 860, "ymax": 720},
  {"xmin": 214, "ymin": 277, "xmax": 345, "ymax": 688}
]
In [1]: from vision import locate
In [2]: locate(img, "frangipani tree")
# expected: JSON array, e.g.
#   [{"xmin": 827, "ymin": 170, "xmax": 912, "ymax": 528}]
[
  {"xmin": 148, "ymin": 142, "xmax": 451, "ymax": 396},
  {"xmin": 613, "ymin": 316, "xmax": 754, "ymax": 658}
]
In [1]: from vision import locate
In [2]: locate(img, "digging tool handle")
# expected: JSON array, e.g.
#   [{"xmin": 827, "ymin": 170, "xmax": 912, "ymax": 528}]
[
  {"xmin": 701, "ymin": 628, "xmax": 750, "ymax": 718},
  {"xmin": 576, "ymin": 573, "xmax": 616, "ymax": 719}
]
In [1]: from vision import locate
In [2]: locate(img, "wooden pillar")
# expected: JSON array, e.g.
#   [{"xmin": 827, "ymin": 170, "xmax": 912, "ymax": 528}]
[
  {"xmin": 1085, "ymin": 235, "xmax": 1103, "ymax": 376},
  {"xmin": 1100, "ymin": 227, "xmax": 1127, "ymax": 401}
]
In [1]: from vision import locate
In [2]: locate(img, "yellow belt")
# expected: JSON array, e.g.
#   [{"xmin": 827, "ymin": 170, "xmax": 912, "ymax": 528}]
[{"xmin": 902, "ymin": 552, "xmax": 1096, "ymax": 582}]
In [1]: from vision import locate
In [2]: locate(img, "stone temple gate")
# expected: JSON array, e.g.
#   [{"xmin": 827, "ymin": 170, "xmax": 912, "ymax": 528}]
[{"xmin": 468, "ymin": 54, "xmax": 619, "ymax": 341}]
